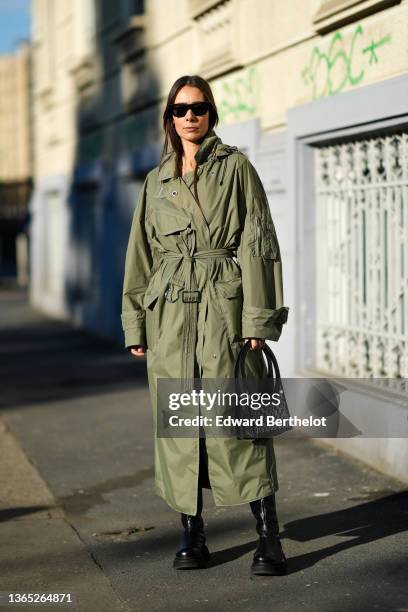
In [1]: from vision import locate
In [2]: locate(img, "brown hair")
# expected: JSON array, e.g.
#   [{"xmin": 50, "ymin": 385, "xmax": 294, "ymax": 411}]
[{"xmin": 160, "ymin": 75, "xmax": 219, "ymax": 205}]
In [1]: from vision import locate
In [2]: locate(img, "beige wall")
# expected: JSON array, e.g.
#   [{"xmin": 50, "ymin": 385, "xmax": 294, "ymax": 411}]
[
  {"xmin": 147, "ymin": 0, "xmax": 408, "ymax": 132},
  {"xmin": 0, "ymin": 44, "xmax": 31, "ymax": 182},
  {"xmin": 32, "ymin": 0, "xmax": 408, "ymax": 182}
]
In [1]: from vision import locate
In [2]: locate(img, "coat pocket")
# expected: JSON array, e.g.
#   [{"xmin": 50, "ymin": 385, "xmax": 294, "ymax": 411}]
[
  {"xmin": 151, "ymin": 209, "xmax": 191, "ymax": 236},
  {"xmin": 249, "ymin": 204, "xmax": 279, "ymax": 259},
  {"xmin": 215, "ymin": 276, "xmax": 243, "ymax": 344}
]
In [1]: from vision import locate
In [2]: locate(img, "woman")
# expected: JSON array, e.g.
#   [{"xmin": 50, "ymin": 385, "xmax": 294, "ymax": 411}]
[{"xmin": 121, "ymin": 75, "xmax": 289, "ymax": 575}]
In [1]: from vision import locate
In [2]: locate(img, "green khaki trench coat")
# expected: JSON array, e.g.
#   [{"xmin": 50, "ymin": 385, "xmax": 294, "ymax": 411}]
[{"xmin": 121, "ymin": 129, "xmax": 289, "ymax": 515}]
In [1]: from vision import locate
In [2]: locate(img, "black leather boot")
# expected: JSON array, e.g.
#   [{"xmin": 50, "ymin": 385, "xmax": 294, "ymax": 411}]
[
  {"xmin": 173, "ymin": 488, "xmax": 210, "ymax": 569},
  {"xmin": 249, "ymin": 493, "xmax": 287, "ymax": 576}
]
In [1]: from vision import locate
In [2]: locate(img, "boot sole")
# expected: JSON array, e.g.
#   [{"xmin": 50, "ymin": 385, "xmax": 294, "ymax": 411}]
[
  {"xmin": 173, "ymin": 557, "xmax": 206, "ymax": 570},
  {"xmin": 251, "ymin": 561, "xmax": 287, "ymax": 576},
  {"xmin": 173, "ymin": 548, "xmax": 210, "ymax": 570}
]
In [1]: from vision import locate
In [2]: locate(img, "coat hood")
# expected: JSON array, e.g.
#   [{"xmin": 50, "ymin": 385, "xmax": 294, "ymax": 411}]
[{"xmin": 157, "ymin": 129, "xmax": 238, "ymax": 182}]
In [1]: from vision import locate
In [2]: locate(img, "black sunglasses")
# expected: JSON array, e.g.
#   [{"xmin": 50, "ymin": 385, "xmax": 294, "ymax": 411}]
[{"xmin": 170, "ymin": 102, "xmax": 212, "ymax": 118}]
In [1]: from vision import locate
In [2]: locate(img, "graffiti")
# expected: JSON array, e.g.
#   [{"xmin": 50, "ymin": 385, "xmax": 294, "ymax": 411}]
[
  {"xmin": 301, "ymin": 24, "xmax": 391, "ymax": 100},
  {"xmin": 216, "ymin": 67, "xmax": 259, "ymax": 123},
  {"xmin": 362, "ymin": 33, "xmax": 391, "ymax": 64}
]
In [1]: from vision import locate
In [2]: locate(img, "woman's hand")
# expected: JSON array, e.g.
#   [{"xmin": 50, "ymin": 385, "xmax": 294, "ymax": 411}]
[
  {"xmin": 243, "ymin": 338, "xmax": 266, "ymax": 351},
  {"xmin": 129, "ymin": 345, "xmax": 146, "ymax": 357}
]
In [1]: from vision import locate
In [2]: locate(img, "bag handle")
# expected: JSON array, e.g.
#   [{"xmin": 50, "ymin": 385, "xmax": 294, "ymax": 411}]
[{"xmin": 234, "ymin": 340, "xmax": 282, "ymax": 385}]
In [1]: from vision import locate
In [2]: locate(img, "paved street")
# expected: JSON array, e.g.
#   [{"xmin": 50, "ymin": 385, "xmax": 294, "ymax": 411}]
[{"xmin": 0, "ymin": 286, "xmax": 407, "ymax": 612}]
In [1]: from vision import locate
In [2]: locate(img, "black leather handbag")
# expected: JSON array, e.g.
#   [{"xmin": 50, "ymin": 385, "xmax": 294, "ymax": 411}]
[{"xmin": 233, "ymin": 340, "xmax": 292, "ymax": 440}]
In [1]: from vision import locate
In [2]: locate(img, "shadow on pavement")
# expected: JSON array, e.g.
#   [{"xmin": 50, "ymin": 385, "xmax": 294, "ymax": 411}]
[
  {"xmin": 0, "ymin": 289, "xmax": 146, "ymax": 411},
  {"xmin": 0, "ymin": 505, "xmax": 54, "ymax": 522},
  {"xmin": 82, "ymin": 490, "xmax": 407, "ymax": 574},
  {"xmin": 282, "ymin": 489, "xmax": 408, "ymax": 573}
]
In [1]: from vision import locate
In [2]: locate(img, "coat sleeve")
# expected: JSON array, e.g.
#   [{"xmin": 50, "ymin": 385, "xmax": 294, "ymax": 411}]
[
  {"xmin": 121, "ymin": 176, "xmax": 153, "ymax": 349},
  {"xmin": 236, "ymin": 156, "xmax": 289, "ymax": 341}
]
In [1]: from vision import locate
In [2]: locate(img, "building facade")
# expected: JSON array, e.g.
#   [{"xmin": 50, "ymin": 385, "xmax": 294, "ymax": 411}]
[
  {"xmin": 0, "ymin": 42, "xmax": 32, "ymax": 281},
  {"xmin": 30, "ymin": 0, "xmax": 408, "ymax": 479}
]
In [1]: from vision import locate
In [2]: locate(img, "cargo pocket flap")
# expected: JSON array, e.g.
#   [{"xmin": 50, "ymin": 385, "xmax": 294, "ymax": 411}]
[
  {"xmin": 215, "ymin": 277, "xmax": 243, "ymax": 298},
  {"xmin": 152, "ymin": 210, "xmax": 191, "ymax": 236}
]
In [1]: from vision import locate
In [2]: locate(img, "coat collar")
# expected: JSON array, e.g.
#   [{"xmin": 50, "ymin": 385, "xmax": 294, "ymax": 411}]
[{"xmin": 158, "ymin": 129, "xmax": 233, "ymax": 182}]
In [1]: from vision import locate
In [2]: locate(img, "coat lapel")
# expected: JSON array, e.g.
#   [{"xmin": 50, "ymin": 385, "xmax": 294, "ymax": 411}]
[{"xmin": 155, "ymin": 129, "xmax": 223, "ymax": 237}]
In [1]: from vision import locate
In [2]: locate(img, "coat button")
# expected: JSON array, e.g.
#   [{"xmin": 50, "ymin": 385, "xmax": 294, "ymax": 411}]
[
  {"xmin": 171, "ymin": 190, "xmax": 177, "ymax": 196},
  {"xmin": 212, "ymin": 353, "xmax": 217, "ymax": 359}
]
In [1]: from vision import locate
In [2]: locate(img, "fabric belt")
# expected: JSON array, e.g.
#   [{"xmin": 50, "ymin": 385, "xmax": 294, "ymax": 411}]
[{"xmin": 161, "ymin": 248, "xmax": 234, "ymax": 389}]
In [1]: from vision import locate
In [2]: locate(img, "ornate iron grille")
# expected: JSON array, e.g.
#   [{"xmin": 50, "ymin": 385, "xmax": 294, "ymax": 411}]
[{"xmin": 315, "ymin": 132, "xmax": 408, "ymax": 388}]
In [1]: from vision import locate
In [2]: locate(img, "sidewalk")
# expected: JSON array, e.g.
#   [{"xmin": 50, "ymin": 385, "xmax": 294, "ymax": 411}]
[{"xmin": 1, "ymin": 286, "xmax": 407, "ymax": 612}]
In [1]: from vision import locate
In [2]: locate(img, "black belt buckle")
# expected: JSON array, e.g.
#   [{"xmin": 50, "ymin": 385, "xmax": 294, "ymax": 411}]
[{"xmin": 182, "ymin": 290, "xmax": 201, "ymax": 303}]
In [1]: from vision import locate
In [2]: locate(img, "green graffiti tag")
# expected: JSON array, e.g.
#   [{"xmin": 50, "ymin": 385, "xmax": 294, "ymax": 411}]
[
  {"xmin": 362, "ymin": 33, "xmax": 392, "ymax": 64},
  {"xmin": 216, "ymin": 67, "xmax": 258, "ymax": 123},
  {"xmin": 301, "ymin": 24, "xmax": 391, "ymax": 100}
]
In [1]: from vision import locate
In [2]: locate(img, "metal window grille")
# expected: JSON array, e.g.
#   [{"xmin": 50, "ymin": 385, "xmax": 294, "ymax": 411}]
[{"xmin": 315, "ymin": 132, "xmax": 408, "ymax": 389}]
